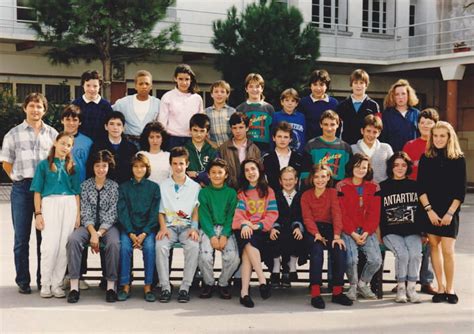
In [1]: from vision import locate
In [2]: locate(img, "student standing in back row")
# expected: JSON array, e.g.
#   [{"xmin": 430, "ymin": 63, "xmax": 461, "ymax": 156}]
[{"xmin": 158, "ymin": 64, "xmax": 204, "ymax": 150}]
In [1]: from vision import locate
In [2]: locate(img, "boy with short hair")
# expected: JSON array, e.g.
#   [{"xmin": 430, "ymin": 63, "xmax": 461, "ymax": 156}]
[
  {"xmin": 336, "ymin": 69, "xmax": 380, "ymax": 145},
  {"xmin": 198, "ymin": 158, "xmax": 240, "ymax": 299},
  {"xmin": 218, "ymin": 112, "xmax": 261, "ymax": 189},
  {"xmin": 236, "ymin": 73, "xmax": 275, "ymax": 153},
  {"xmin": 156, "ymin": 147, "xmax": 201, "ymax": 303},
  {"xmin": 298, "ymin": 70, "xmax": 339, "ymax": 142},
  {"xmin": 72, "ymin": 70, "xmax": 113, "ymax": 141},
  {"xmin": 112, "ymin": 70, "xmax": 160, "ymax": 148},
  {"xmin": 263, "ymin": 121, "xmax": 311, "ymax": 192},
  {"xmin": 184, "ymin": 114, "xmax": 217, "ymax": 185},
  {"xmin": 205, "ymin": 80, "xmax": 236, "ymax": 148},
  {"xmin": 304, "ymin": 110, "xmax": 352, "ymax": 181},
  {"xmin": 88, "ymin": 111, "xmax": 137, "ymax": 184},
  {"xmin": 271, "ymin": 88, "xmax": 306, "ymax": 153},
  {"xmin": 61, "ymin": 105, "xmax": 93, "ymax": 183}
]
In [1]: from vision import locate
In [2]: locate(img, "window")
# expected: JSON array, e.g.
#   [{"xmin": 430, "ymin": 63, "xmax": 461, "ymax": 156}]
[
  {"xmin": 45, "ymin": 84, "xmax": 70, "ymax": 104},
  {"xmin": 363, "ymin": 0, "xmax": 388, "ymax": 34},
  {"xmin": 409, "ymin": 5, "xmax": 416, "ymax": 37},
  {"xmin": 312, "ymin": 0, "xmax": 344, "ymax": 29},
  {"xmin": 16, "ymin": 84, "xmax": 42, "ymax": 101},
  {"xmin": 16, "ymin": 0, "xmax": 37, "ymax": 22},
  {"xmin": 156, "ymin": 89, "xmax": 167, "ymax": 99},
  {"xmin": 75, "ymin": 86, "xmax": 83, "ymax": 99}
]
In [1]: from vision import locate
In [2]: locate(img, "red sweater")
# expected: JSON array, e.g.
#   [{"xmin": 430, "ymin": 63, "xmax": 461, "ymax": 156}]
[
  {"xmin": 336, "ymin": 178, "xmax": 381, "ymax": 235},
  {"xmin": 300, "ymin": 188, "xmax": 342, "ymax": 236},
  {"xmin": 403, "ymin": 138, "xmax": 426, "ymax": 180}
]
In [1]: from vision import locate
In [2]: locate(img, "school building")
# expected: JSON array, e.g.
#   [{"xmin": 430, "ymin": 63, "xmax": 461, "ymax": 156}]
[{"xmin": 0, "ymin": 0, "xmax": 473, "ymax": 180}]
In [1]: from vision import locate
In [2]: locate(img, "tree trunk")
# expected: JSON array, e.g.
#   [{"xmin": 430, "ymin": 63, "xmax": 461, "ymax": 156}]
[{"xmin": 102, "ymin": 57, "xmax": 112, "ymax": 101}]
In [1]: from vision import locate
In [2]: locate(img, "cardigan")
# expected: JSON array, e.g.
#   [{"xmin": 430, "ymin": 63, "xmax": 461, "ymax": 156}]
[
  {"xmin": 273, "ymin": 190, "xmax": 304, "ymax": 233},
  {"xmin": 112, "ymin": 94, "xmax": 160, "ymax": 136},
  {"xmin": 80, "ymin": 178, "xmax": 119, "ymax": 231}
]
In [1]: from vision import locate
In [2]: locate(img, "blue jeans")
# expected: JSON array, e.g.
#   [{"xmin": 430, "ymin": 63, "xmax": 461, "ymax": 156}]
[
  {"xmin": 11, "ymin": 179, "xmax": 42, "ymax": 288},
  {"xmin": 342, "ymin": 229, "xmax": 382, "ymax": 285},
  {"xmin": 119, "ymin": 232, "xmax": 156, "ymax": 286},
  {"xmin": 420, "ymin": 244, "xmax": 434, "ymax": 284},
  {"xmin": 383, "ymin": 234, "xmax": 422, "ymax": 282}
]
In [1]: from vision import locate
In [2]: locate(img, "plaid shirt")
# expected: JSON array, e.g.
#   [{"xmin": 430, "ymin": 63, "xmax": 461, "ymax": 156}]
[
  {"xmin": 0, "ymin": 120, "xmax": 58, "ymax": 181},
  {"xmin": 205, "ymin": 104, "xmax": 236, "ymax": 147}
]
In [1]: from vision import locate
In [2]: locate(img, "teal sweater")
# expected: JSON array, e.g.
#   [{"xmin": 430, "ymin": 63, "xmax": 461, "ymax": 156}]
[
  {"xmin": 117, "ymin": 178, "xmax": 161, "ymax": 234},
  {"xmin": 198, "ymin": 184, "xmax": 237, "ymax": 238}
]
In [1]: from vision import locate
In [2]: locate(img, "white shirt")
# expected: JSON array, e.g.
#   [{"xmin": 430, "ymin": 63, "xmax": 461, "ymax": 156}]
[
  {"xmin": 133, "ymin": 95, "xmax": 151, "ymax": 122},
  {"xmin": 82, "ymin": 94, "xmax": 101, "ymax": 104},
  {"xmin": 233, "ymin": 139, "xmax": 248, "ymax": 163},
  {"xmin": 276, "ymin": 148, "xmax": 291, "ymax": 169},
  {"xmin": 359, "ymin": 140, "xmax": 377, "ymax": 158},
  {"xmin": 283, "ymin": 189, "xmax": 297, "ymax": 206},
  {"xmin": 139, "ymin": 150, "xmax": 171, "ymax": 185}
]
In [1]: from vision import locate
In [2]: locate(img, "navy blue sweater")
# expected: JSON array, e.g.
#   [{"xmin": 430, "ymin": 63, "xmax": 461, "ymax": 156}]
[
  {"xmin": 380, "ymin": 107, "xmax": 419, "ymax": 151},
  {"xmin": 73, "ymin": 97, "xmax": 113, "ymax": 142},
  {"xmin": 298, "ymin": 95, "xmax": 339, "ymax": 142}
]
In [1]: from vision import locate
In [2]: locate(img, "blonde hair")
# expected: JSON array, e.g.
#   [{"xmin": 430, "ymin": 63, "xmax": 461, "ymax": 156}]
[
  {"xmin": 134, "ymin": 70, "xmax": 152, "ymax": 83},
  {"xmin": 384, "ymin": 79, "xmax": 419, "ymax": 109},
  {"xmin": 244, "ymin": 73, "xmax": 265, "ymax": 100},
  {"xmin": 425, "ymin": 121, "xmax": 463, "ymax": 159},
  {"xmin": 280, "ymin": 88, "xmax": 300, "ymax": 102}
]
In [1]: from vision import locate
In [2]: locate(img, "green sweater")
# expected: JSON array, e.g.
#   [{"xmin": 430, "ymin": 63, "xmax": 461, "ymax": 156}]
[
  {"xmin": 117, "ymin": 178, "xmax": 161, "ymax": 234},
  {"xmin": 198, "ymin": 184, "xmax": 237, "ymax": 238}
]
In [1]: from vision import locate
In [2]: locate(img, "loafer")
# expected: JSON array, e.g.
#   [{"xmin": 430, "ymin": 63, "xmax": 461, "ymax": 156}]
[
  {"xmin": 18, "ymin": 284, "xmax": 32, "ymax": 294},
  {"xmin": 218, "ymin": 285, "xmax": 232, "ymax": 300},
  {"xmin": 432, "ymin": 293, "xmax": 447, "ymax": 303},
  {"xmin": 159, "ymin": 289, "xmax": 172, "ymax": 303},
  {"xmin": 240, "ymin": 295, "xmax": 254, "ymax": 308},
  {"xmin": 332, "ymin": 293, "xmax": 353, "ymax": 306},
  {"xmin": 259, "ymin": 284, "xmax": 271, "ymax": 299},
  {"xmin": 177, "ymin": 290, "xmax": 190, "ymax": 303},
  {"xmin": 420, "ymin": 284, "xmax": 437, "ymax": 295},
  {"xmin": 311, "ymin": 296, "xmax": 326, "ymax": 309},
  {"xmin": 199, "ymin": 284, "xmax": 213, "ymax": 299},
  {"xmin": 67, "ymin": 290, "xmax": 80, "ymax": 303},
  {"xmin": 105, "ymin": 289, "xmax": 117, "ymax": 303},
  {"xmin": 144, "ymin": 291, "xmax": 156, "ymax": 302},
  {"xmin": 117, "ymin": 289, "xmax": 130, "ymax": 301},
  {"xmin": 446, "ymin": 293, "xmax": 459, "ymax": 304}
]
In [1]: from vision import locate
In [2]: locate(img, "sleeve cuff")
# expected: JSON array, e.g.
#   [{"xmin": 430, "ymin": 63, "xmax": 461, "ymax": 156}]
[
  {"xmin": 291, "ymin": 221, "xmax": 304, "ymax": 232},
  {"xmin": 191, "ymin": 221, "xmax": 199, "ymax": 230}
]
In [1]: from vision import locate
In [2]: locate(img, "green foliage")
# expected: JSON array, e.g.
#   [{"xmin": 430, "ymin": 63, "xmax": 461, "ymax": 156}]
[{"xmin": 212, "ymin": 0, "xmax": 320, "ymax": 106}]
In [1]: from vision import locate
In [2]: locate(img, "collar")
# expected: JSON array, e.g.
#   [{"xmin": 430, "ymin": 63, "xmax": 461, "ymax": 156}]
[
  {"xmin": 358, "ymin": 139, "xmax": 379, "ymax": 151},
  {"xmin": 310, "ymin": 94, "xmax": 329, "ymax": 103},
  {"xmin": 210, "ymin": 104, "xmax": 228, "ymax": 111},
  {"xmin": 232, "ymin": 138, "xmax": 247, "ymax": 149},
  {"xmin": 171, "ymin": 175, "xmax": 192, "ymax": 188},
  {"xmin": 351, "ymin": 94, "xmax": 367, "ymax": 103},
  {"xmin": 82, "ymin": 94, "xmax": 101, "ymax": 104},
  {"xmin": 131, "ymin": 177, "xmax": 146, "ymax": 185},
  {"xmin": 283, "ymin": 189, "xmax": 297, "ymax": 198},
  {"xmin": 276, "ymin": 148, "xmax": 291, "ymax": 158},
  {"xmin": 21, "ymin": 120, "xmax": 47, "ymax": 131},
  {"xmin": 246, "ymin": 100, "xmax": 263, "ymax": 105}
]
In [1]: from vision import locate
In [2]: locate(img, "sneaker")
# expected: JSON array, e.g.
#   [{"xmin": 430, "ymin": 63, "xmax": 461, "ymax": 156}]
[
  {"xmin": 177, "ymin": 290, "xmax": 190, "ymax": 303},
  {"xmin": 218, "ymin": 285, "xmax": 232, "ymax": 300},
  {"xmin": 281, "ymin": 273, "xmax": 291, "ymax": 288},
  {"xmin": 332, "ymin": 293, "xmax": 353, "ymax": 306},
  {"xmin": 106, "ymin": 289, "xmax": 117, "ymax": 303},
  {"xmin": 347, "ymin": 285, "xmax": 357, "ymax": 301},
  {"xmin": 446, "ymin": 293, "xmax": 458, "ymax": 304},
  {"xmin": 259, "ymin": 284, "xmax": 271, "ymax": 299},
  {"xmin": 407, "ymin": 286, "xmax": 421, "ymax": 303},
  {"xmin": 144, "ymin": 291, "xmax": 156, "ymax": 302},
  {"xmin": 40, "ymin": 285, "xmax": 53, "ymax": 298},
  {"xmin": 395, "ymin": 286, "xmax": 408, "ymax": 303},
  {"xmin": 79, "ymin": 280, "xmax": 89, "ymax": 290},
  {"xmin": 18, "ymin": 284, "xmax": 32, "ymax": 294},
  {"xmin": 159, "ymin": 289, "xmax": 172, "ymax": 303},
  {"xmin": 199, "ymin": 284, "xmax": 213, "ymax": 299},
  {"xmin": 289, "ymin": 272, "xmax": 298, "ymax": 282},
  {"xmin": 311, "ymin": 296, "xmax": 325, "ymax": 309},
  {"xmin": 117, "ymin": 289, "xmax": 130, "ymax": 301},
  {"xmin": 270, "ymin": 273, "xmax": 280, "ymax": 288},
  {"xmin": 240, "ymin": 295, "xmax": 254, "ymax": 308},
  {"xmin": 358, "ymin": 284, "xmax": 377, "ymax": 299},
  {"xmin": 67, "ymin": 290, "xmax": 80, "ymax": 303},
  {"xmin": 52, "ymin": 287, "xmax": 66, "ymax": 298}
]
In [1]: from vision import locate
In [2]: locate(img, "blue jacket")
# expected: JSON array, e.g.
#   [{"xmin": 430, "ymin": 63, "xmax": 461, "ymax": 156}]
[{"xmin": 380, "ymin": 107, "xmax": 419, "ymax": 151}]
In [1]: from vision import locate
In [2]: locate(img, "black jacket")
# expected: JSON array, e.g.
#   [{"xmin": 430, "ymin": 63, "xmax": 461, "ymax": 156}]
[{"xmin": 273, "ymin": 190, "xmax": 304, "ymax": 233}]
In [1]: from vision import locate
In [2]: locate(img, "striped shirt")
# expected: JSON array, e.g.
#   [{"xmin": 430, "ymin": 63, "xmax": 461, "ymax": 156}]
[
  {"xmin": 0, "ymin": 120, "xmax": 58, "ymax": 181},
  {"xmin": 205, "ymin": 104, "xmax": 236, "ymax": 146}
]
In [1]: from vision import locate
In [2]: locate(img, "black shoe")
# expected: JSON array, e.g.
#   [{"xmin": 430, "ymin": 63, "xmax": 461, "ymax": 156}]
[
  {"xmin": 18, "ymin": 284, "xmax": 32, "ymax": 294},
  {"xmin": 311, "ymin": 296, "xmax": 325, "ymax": 309},
  {"xmin": 105, "ymin": 289, "xmax": 117, "ymax": 303},
  {"xmin": 177, "ymin": 290, "xmax": 190, "ymax": 303},
  {"xmin": 240, "ymin": 295, "xmax": 254, "ymax": 308},
  {"xmin": 159, "ymin": 289, "xmax": 172, "ymax": 303},
  {"xmin": 233, "ymin": 278, "xmax": 242, "ymax": 289},
  {"xmin": 67, "ymin": 290, "xmax": 80, "ymax": 303},
  {"xmin": 199, "ymin": 284, "xmax": 213, "ymax": 299},
  {"xmin": 281, "ymin": 273, "xmax": 291, "ymax": 288},
  {"xmin": 289, "ymin": 272, "xmax": 298, "ymax": 282},
  {"xmin": 259, "ymin": 284, "xmax": 271, "ymax": 299},
  {"xmin": 270, "ymin": 273, "xmax": 280, "ymax": 288},
  {"xmin": 432, "ymin": 293, "xmax": 447, "ymax": 303},
  {"xmin": 446, "ymin": 293, "xmax": 459, "ymax": 304},
  {"xmin": 218, "ymin": 285, "xmax": 232, "ymax": 300},
  {"xmin": 332, "ymin": 293, "xmax": 353, "ymax": 306}
]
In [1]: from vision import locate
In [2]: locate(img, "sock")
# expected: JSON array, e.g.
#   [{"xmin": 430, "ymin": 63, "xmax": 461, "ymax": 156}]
[
  {"xmin": 273, "ymin": 258, "xmax": 281, "ymax": 273},
  {"xmin": 70, "ymin": 279, "xmax": 79, "ymax": 291},
  {"xmin": 107, "ymin": 280, "xmax": 115, "ymax": 291},
  {"xmin": 398, "ymin": 282, "xmax": 405, "ymax": 290},
  {"xmin": 311, "ymin": 284, "xmax": 321, "ymax": 298},
  {"xmin": 357, "ymin": 280, "xmax": 367, "ymax": 288},
  {"xmin": 332, "ymin": 285, "xmax": 343, "ymax": 295},
  {"xmin": 288, "ymin": 256, "xmax": 297, "ymax": 272},
  {"xmin": 407, "ymin": 281, "xmax": 416, "ymax": 289}
]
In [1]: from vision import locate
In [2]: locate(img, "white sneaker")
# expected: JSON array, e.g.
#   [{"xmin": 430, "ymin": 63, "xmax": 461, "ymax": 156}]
[
  {"xmin": 52, "ymin": 287, "xmax": 66, "ymax": 298},
  {"xmin": 347, "ymin": 285, "xmax": 357, "ymax": 301},
  {"xmin": 79, "ymin": 280, "xmax": 89, "ymax": 290},
  {"xmin": 40, "ymin": 285, "xmax": 53, "ymax": 298},
  {"xmin": 395, "ymin": 285, "xmax": 408, "ymax": 303},
  {"xmin": 358, "ymin": 284, "xmax": 377, "ymax": 299},
  {"xmin": 407, "ymin": 286, "xmax": 421, "ymax": 303}
]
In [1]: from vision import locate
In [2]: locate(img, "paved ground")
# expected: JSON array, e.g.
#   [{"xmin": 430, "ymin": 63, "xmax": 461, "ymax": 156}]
[{"xmin": 1, "ymin": 196, "xmax": 473, "ymax": 334}]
